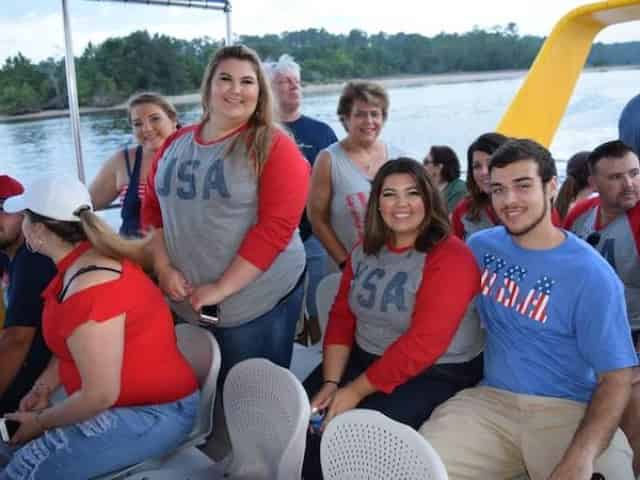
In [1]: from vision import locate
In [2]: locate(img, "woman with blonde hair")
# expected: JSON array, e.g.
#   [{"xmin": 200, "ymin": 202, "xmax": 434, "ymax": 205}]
[
  {"xmin": 1, "ymin": 175, "xmax": 198, "ymax": 479},
  {"xmin": 308, "ymin": 81, "xmax": 403, "ymax": 270},
  {"xmin": 90, "ymin": 92, "xmax": 179, "ymax": 237},
  {"xmin": 141, "ymin": 44, "xmax": 309, "ymax": 382}
]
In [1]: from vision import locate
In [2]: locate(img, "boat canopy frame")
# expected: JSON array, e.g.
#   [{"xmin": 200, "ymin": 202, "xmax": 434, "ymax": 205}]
[{"xmin": 60, "ymin": 0, "xmax": 233, "ymax": 183}]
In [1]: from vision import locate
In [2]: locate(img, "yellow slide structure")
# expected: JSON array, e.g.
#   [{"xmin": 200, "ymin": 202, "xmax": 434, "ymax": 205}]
[{"xmin": 497, "ymin": 0, "xmax": 640, "ymax": 147}]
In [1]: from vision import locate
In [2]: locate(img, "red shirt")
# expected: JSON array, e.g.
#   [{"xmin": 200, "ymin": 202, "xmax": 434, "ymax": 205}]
[{"xmin": 42, "ymin": 242, "xmax": 197, "ymax": 406}]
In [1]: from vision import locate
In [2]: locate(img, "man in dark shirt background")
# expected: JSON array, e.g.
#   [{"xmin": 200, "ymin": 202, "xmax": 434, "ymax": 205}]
[
  {"xmin": 267, "ymin": 55, "xmax": 338, "ymax": 344},
  {"xmin": 0, "ymin": 175, "xmax": 56, "ymax": 416}
]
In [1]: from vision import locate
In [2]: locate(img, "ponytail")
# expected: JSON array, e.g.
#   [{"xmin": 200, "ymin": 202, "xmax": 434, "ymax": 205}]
[
  {"xmin": 554, "ymin": 175, "xmax": 579, "ymax": 220},
  {"xmin": 77, "ymin": 210, "xmax": 153, "ymax": 271}
]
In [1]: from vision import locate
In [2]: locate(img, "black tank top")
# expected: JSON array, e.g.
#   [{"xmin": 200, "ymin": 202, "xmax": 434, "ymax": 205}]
[{"xmin": 120, "ymin": 145, "xmax": 143, "ymax": 237}]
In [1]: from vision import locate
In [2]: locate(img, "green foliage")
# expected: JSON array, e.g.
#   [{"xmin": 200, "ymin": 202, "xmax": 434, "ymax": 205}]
[
  {"xmin": 0, "ymin": 26, "xmax": 638, "ymax": 116},
  {"xmin": 0, "ymin": 54, "xmax": 48, "ymax": 114}
]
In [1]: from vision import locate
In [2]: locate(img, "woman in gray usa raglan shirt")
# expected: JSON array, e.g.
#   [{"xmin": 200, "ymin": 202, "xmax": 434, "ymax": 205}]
[
  {"xmin": 301, "ymin": 158, "xmax": 484, "ymax": 480},
  {"xmin": 142, "ymin": 45, "xmax": 309, "ymax": 381},
  {"xmin": 308, "ymin": 81, "xmax": 404, "ymax": 272}
]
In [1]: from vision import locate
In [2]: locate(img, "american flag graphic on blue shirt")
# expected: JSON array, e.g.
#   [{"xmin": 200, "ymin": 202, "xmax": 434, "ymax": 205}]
[
  {"xmin": 496, "ymin": 265, "xmax": 527, "ymax": 308},
  {"xmin": 481, "ymin": 255, "xmax": 506, "ymax": 295},
  {"xmin": 479, "ymin": 253, "xmax": 555, "ymax": 323},
  {"xmin": 517, "ymin": 275, "xmax": 555, "ymax": 323}
]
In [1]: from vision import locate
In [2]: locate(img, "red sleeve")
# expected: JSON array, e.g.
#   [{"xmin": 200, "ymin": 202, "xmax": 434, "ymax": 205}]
[
  {"xmin": 237, "ymin": 131, "xmax": 311, "ymax": 270},
  {"xmin": 563, "ymin": 197, "xmax": 600, "ymax": 230},
  {"xmin": 365, "ymin": 236, "xmax": 481, "ymax": 394},
  {"xmin": 323, "ymin": 259, "xmax": 357, "ymax": 348},
  {"xmin": 140, "ymin": 126, "xmax": 197, "ymax": 230},
  {"xmin": 629, "ymin": 203, "xmax": 640, "ymax": 255},
  {"xmin": 451, "ymin": 198, "xmax": 469, "ymax": 239},
  {"xmin": 58, "ymin": 263, "xmax": 139, "ymax": 339}
]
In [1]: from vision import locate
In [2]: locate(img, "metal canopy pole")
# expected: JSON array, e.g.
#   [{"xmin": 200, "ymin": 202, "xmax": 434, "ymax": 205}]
[
  {"xmin": 225, "ymin": 2, "xmax": 233, "ymax": 45},
  {"xmin": 61, "ymin": 0, "xmax": 86, "ymax": 183},
  {"xmin": 60, "ymin": 0, "xmax": 233, "ymax": 183}
]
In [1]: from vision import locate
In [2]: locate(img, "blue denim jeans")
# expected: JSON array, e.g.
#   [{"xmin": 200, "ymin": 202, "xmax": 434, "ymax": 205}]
[
  {"xmin": 0, "ymin": 391, "xmax": 199, "ymax": 480},
  {"xmin": 212, "ymin": 278, "xmax": 304, "ymax": 387},
  {"xmin": 303, "ymin": 235, "xmax": 328, "ymax": 319}
]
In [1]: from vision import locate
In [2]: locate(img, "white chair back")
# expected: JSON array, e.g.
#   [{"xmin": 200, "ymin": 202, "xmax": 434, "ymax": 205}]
[
  {"xmin": 94, "ymin": 324, "xmax": 221, "ymax": 480},
  {"xmin": 223, "ymin": 358, "xmax": 310, "ymax": 479},
  {"xmin": 315, "ymin": 272, "xmax": 341, "ymax": 337},
  {"xmin": 321, "ymin": 409, "xmax": 448, "ymax": 480},
  {"xmin": 175, "ymin": 323, "xmax": 222, "ymax": 446}
]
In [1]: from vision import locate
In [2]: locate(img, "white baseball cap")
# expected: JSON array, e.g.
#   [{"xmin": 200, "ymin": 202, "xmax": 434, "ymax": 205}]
[{"xmin": 4, "ymin": 175, "xmax": 93, "ymax": 222}]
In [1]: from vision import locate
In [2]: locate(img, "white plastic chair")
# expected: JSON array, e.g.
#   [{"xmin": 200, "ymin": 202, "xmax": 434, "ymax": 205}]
[
  {"xmin": 222, "ymin": 358, "xmax": 310, "ymax": 479},
  {"xmin": 95, "ymin": 323, "xmax": 222, "ymax": 480},
  {"xmin": 321, "ymin": 409, "xmax": 448, "ymax": 480},
  {"xmin": 315, "ymin": 272, "xmax": 341, "ymax": 337}
]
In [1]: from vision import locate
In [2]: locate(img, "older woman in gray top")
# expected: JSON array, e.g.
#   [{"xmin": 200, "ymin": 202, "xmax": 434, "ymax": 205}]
[{"xmin": 308, "ymin": 81, "xmax": 403, "ymax": 270}]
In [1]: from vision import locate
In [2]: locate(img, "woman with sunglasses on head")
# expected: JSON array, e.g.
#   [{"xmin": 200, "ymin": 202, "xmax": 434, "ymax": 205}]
[
  {"xmin": 90, "ymin": 92, "xmax": 179, "ymax": 237},
  {"xmin": 423, "ymin": 145, "xmax": 467, "ymax": 213},
  {"xmin": 302, "ymin": 158, "xmax": 484, "ymax": 479},
  {"xmin": 0, "ymin": 175, "xmax": 198, "ymax": 480}
]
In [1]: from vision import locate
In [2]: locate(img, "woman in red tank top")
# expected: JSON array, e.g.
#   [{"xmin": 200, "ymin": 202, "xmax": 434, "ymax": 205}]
[{"xmin": 1, "ymin": 175, "xmax": 199, "ymax": 480}]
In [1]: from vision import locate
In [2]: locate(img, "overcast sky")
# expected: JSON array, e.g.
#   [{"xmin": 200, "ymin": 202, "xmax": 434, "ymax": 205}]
[{"xmin": 3, "ymin": 0, "xmax": 640, "ymax": 62}]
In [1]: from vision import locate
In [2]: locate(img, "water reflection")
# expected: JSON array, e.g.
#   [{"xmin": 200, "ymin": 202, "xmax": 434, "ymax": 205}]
[{"xmin": 2, "ymin": 68, "xmax": 639, "ymax": 187}]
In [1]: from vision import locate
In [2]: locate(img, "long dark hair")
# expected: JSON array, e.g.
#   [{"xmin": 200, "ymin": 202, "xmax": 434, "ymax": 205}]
[
  {"xmin": 363, "ymin": 157, "xmax": 450, "ymax": 255},
  {"xmin": 466, "ymin": 132, "xmax": 508, "ymax": 221},
  {"xmin": 554, "ymin": 151, "xmax": 590, "ymax": 219}
]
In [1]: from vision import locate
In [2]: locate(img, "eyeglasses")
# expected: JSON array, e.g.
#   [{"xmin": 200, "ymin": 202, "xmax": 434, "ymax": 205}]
[{"xmin": 586, "ymin": 232, "xmax": 601, "ymax": 247}]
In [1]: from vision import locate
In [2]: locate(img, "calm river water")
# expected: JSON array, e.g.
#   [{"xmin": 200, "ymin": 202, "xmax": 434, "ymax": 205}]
[{"xmin": 2, "ymin": 68, "xmax": 638, "ymax": 201}]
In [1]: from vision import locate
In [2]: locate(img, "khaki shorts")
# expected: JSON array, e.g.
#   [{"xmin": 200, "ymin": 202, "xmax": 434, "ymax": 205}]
[{"xmin": 419, "ymin": 386, "xmax": 633, "ymax": 480}]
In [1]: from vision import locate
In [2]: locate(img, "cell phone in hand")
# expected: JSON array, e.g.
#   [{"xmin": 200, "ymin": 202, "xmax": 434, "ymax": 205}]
[
  {"xmin": 309, "ymin": 408, "xmax": 326, "ymax": 435},
  {"xmin": 0, "ymin": 418, "xmax": 20, "ymax": 442},
  {"xmin": 199, "ymin": 305, "xmax": 219, "ymax": 325}
]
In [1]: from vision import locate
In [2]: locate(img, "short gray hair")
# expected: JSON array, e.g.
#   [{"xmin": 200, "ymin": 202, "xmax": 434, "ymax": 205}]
[{"xmin": 264, "ymin": 54, "xmax": 301, "ymax": 79}]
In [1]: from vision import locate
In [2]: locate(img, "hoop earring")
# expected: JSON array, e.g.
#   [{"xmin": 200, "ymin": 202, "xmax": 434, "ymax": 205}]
[{"xmin": 25, "ymin": 238, "xmax": 38, "ymax": 254}]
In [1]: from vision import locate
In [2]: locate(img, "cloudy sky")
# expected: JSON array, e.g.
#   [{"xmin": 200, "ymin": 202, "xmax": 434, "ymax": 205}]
[{"xmin": 3, "ymin": 0, "xmax": 640, "ymax": 62}]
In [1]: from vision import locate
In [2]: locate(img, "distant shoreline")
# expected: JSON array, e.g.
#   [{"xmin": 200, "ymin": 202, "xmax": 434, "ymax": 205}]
[{"xmin": 1, "ymin": 65, "xmax": 638, "ymax": 124}]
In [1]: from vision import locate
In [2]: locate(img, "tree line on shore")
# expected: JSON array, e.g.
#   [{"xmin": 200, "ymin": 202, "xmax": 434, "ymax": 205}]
[{"xmin": 1, "ymin": 24, "xmax": 638, "ymax": 116}]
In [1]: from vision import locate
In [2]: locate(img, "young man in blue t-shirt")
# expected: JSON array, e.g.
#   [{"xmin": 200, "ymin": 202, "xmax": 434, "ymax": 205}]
[
  {"xmin": 419, "ymin": 139, "xmax": 637, "ymax": 479},
  {"xmin": 0, "ymin": 175, "xmax": 55, "ymax": 418}
]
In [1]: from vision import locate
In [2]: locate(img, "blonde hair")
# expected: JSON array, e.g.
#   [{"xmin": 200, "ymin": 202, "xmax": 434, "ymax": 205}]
[
  {"xmin": 337, "ymin": 81, "xmax": 389, "ymax": 132},
  {"xmin": 200, "ymin": 44, "xmax": 277, "ymax": 177},
  {"xmin": 78, "ymin": 210, "xmax": 153, "ymax": 270},
  {"xmin": 127, "ymin": 91, "xmax": 178, "ymax": 125},
  {"xmin": 27, "ymin": 208, "xmax": 153, "ymax": 271}
]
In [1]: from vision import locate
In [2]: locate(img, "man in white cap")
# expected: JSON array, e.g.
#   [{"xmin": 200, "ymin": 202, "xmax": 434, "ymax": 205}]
[{"xmin": 0, "ymin": 175, "xmax": 56, "ymax": 419}]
